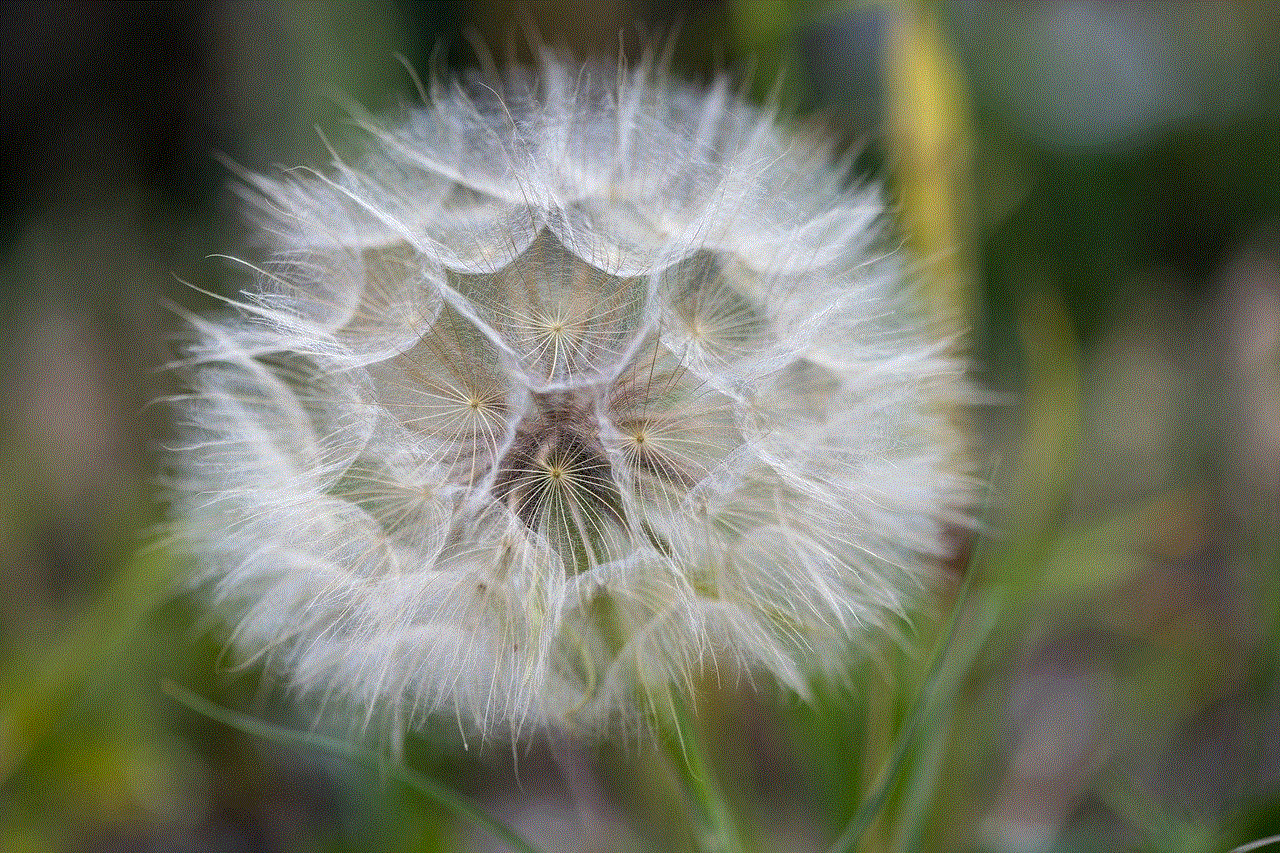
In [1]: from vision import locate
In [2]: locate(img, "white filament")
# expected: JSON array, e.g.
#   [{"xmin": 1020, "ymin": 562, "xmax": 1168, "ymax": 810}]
[{"xmin": 171, "ymin": 51, "xmax": 972, "ymax": 738}]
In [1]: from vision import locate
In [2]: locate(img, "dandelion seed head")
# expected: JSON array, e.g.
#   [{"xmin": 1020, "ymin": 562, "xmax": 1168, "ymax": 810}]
[{"xmin": 171, "ymin": 50, "xmax": 973, "ymax": 739}]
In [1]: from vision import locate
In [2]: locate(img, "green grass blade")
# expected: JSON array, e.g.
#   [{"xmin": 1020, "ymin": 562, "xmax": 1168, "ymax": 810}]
[
  {"xmin": 664, "ymin": 694, "xmax": 746, "ymax": 853},
  {"xmin": 825, "ymin": 565, "xmax": 977, "ymax": 853},
  {"xmin": 825, "ymin": 470, "xmax": 994, "ymax": 853},
  {"xmin": 163, "ymin": 682, "xmax": 545, "ymax": 853}
]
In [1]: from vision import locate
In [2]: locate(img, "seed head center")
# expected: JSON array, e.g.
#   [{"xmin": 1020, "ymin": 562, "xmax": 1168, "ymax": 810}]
[{"xmin": 492, "ymin": 391, "xmax": 623, "ymax": 542}]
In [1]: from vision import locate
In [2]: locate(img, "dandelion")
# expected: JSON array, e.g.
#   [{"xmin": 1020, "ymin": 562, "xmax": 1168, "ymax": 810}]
[{"xmin": 170, "ymin": 51, "xmax": 972, "ymax": 738}]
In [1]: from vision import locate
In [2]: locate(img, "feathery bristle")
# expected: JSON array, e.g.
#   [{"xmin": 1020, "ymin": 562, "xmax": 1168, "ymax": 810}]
[{"xmin": 170, "ymin": 51, "xmax": 973, "ymax": 739}]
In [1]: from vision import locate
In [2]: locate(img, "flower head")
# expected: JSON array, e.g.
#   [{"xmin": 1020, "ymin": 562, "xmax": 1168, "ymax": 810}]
[{"xmin": 172, "ymin": 52, "xmax": 971, "ymax": 737}]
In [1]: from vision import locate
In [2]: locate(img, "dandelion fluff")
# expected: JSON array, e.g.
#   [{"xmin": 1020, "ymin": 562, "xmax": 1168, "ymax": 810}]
[{"xmin": 171, "ymin": 52, "xmax": 972, "ymax": 738}]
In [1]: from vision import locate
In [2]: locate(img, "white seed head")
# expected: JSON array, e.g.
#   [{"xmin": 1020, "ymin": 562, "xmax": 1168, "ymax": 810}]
[{"xmin": 171, "ymin": 52, "xmax": 973, "ymax": 738}]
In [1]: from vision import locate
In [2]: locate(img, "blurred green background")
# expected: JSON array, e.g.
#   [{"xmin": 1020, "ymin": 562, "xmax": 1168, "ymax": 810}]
[{"xmin": 2, "ymin": 2, "xmax": 1278, "ymax": 851}]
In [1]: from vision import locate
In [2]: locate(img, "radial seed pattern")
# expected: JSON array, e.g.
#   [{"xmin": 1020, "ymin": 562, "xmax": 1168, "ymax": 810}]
[{"xmin": 171, "ymin": 54, "xmax": 972, "ymax": 736}]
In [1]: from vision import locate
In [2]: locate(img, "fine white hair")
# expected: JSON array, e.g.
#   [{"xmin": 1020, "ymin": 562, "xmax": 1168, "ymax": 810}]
[{"xmin": 170, "ymin": 49, "xmax": 973, "ymax": 740}]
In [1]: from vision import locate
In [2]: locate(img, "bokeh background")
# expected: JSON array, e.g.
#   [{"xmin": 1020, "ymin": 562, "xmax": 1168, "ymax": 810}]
[{"xmin": 2, "ymin": 2, "xmax": 1279, "ymax": 851}]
